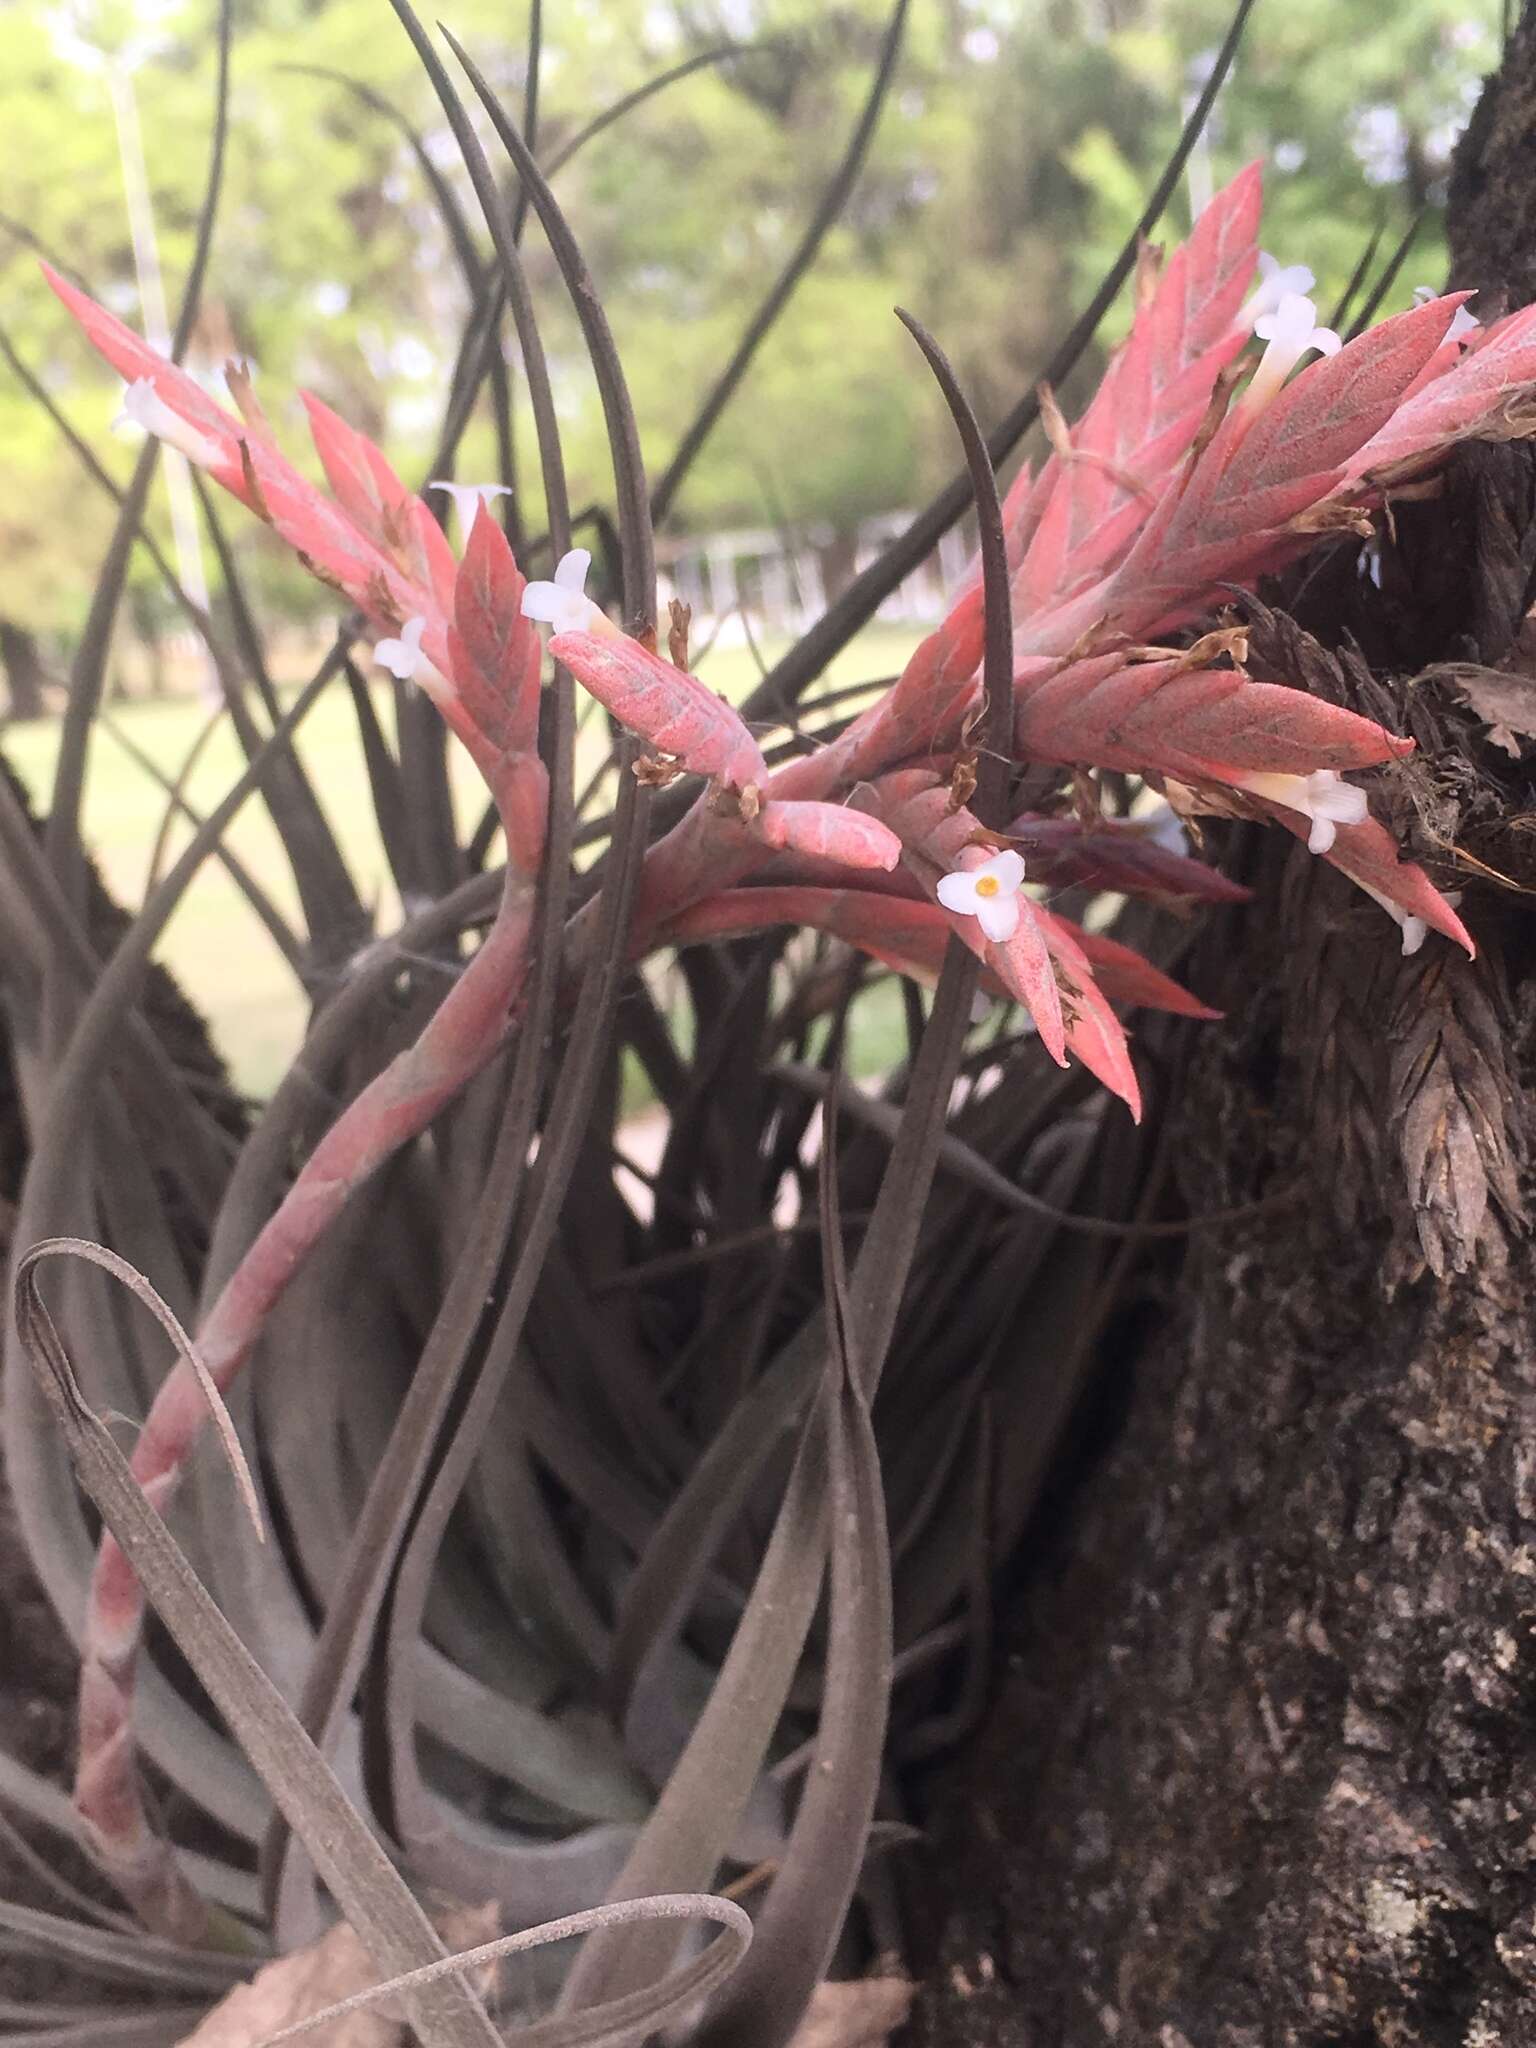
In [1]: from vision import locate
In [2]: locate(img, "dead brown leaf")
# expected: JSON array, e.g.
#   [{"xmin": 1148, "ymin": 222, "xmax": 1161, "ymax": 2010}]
[
  {"xmin": 786, "ymin": 1971, "xmax": 916, "ymax": 2048},
  {"xmin": 945, "ymin": 754, "xmax": 978, "ymax": 813},
  {"xmin": 632, "ymin": 751, "xmax": 686, "ymax": 787},
  {"xmin": 1435, "ymin": 662, "xmax": 1536, "ymax": 753},
  {"xmin": 1283, "ymin": 500, "xmax": 1374, "ymax": 538},
  {"xmin": 667, "ymin": 596, "xmax": 693, "ymax": 671},
  {"xmin": 176, "ymin": 1905, "xmax": 498, "ymax": 2048}
]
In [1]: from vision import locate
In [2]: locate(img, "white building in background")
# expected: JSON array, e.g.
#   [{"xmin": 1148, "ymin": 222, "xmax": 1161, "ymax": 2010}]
[
  {"xmin": 120, "ymin": 510, "xmax": 981, "ymax": 698},
  {"xmin": 656, "ymin": 510, "xmax": 978, "ymax": 643}
]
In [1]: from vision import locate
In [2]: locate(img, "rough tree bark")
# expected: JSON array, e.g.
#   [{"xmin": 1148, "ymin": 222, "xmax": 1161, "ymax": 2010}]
[{"xmin": 912, "ymin": 22, "xmax": 1536, "ymax": 2048}]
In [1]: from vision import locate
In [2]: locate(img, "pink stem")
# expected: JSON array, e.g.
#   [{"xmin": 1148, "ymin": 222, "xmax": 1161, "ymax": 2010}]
[{"xmin": 75, "ymin": 860, "xmax": 538, "ymax": 1937}]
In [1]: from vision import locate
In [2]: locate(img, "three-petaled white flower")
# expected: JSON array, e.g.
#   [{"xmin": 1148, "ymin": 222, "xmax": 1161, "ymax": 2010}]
[
  {"xmin": 936, "ymin": 848, "xmax": 1027, "ymax": 944},
  {"xmin": 1241, "ymin": 292, "xmax": 1341, "ymax": 415},
  {"xmin": 1239, "ymin": 251, "xmax": 1317, "ymax": 331},
  {"xmin": 428, "ymin": 479, "xmax": 512, "ymax": 533},
  {"xmin": 375, "ymin": 614, "xmax": 427, "ymax": 681},
  {"xmin": 114, "ymin": 377, "xmax": 221, "ymax": 467},
  {"xmin": 1230, "ymin": 768, "xmax": 1368, "ymax": 854},
  {"xmin": 520, "ymin": 548, "xmax": 607, "ymax": 637}
]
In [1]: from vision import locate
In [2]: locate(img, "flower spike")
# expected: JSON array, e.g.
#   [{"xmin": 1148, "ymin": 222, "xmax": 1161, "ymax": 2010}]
[{"xmin": 47, "ymin": 160, "xmax": 1530, "ymax": 1122}]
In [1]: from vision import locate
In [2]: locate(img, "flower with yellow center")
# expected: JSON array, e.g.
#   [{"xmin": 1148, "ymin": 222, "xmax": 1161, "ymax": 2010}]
[{"xmin": 936, "ymin": 848, "xmax": 1027, "ymax": 944}]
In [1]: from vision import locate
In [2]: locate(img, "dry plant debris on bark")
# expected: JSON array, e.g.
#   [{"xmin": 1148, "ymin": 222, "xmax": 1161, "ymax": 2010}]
[{"xmin": 176, "ymin": 1907, "xmax": 497, "ymax": 2048}]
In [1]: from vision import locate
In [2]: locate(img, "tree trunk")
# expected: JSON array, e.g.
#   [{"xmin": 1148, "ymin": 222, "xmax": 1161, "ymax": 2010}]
[
  {"xmin": 912, "ymin": 23, "xmax": 1536, "ymax": 2047},
  {"xmin": 0, "ymin": 622, "xmax": 49, "ymax": 722}
]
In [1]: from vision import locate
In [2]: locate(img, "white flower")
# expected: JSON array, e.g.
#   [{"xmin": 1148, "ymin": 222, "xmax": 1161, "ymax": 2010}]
[
  {"xmin": 374, "ymin": 614, "xmax": 427, "ymax": 681},
  {"xmin": 1241, "ymin": 293, "xmax": 1342, "ymax": 415},
  {"xmin": 1230, "ymin": 768, "xmax": 1368, "ymax": 854},
  {"xmin": 1240, "ymin": 251, "xmax": 1317, "ymax": 331},
  {"xmin": 520, "ymin": 548, "xmax": 604, "ymax": 636},
  {"xmin": 1354, "ymin": 878, "xmax": 1429, "ymax": 955},
  {"xmin": 113, "ymin": 377, "xmax": 221, "ymax": 467},
  {"xmin": 936, "ymin": 848, "xmax": 1027, "ymax": 944},
  {"xmin": 1136, "ymin": 800, "xmax": 1191, "ymax": 857},
  {"xmin": 428, "ymin": 479, "xmax": 511, "ymax": 533}
]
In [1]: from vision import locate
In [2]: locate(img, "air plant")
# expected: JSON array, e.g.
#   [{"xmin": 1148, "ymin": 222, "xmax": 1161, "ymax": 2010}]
[{"xmin": 3, "ymin": 1, "xmax": 1534, "ymax": 2042}]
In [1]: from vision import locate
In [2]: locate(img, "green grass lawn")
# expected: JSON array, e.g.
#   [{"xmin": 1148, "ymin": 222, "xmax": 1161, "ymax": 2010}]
[{"xmin": 2, "ymin": 621, "xmax": 922, "ymax": 1101}]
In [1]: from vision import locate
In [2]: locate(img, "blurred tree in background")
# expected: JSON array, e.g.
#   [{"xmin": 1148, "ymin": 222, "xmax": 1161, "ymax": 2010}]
[{"xmin": 0, "ymin": 0, "xmax": 1502, "ymax": 689}]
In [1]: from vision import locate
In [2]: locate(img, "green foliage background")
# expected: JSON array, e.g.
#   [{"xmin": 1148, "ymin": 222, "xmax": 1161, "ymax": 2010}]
[{"xmin": 0, "ymin": 0, "xmax": 1501, "ymax": 641}]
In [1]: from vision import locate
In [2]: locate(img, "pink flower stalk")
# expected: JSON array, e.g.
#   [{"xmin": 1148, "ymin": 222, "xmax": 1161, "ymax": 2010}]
[
  {"xmin": 574, "ymin": 166, "xmax": 1531, "ymax": 1011},
  {"xmin": 41, "ymin": 269, "xmax": 556, "ymax": 1929},
  {"xmin": 1007, "ymin": 165, "xmax": 1264, "ymax": 611},
  {"xmin": 77, "ymin": 857, "xmax": 540, "ymax": 1940}
]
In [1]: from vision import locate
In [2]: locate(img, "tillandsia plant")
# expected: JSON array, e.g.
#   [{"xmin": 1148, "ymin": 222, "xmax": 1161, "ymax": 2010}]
[
  {"xmin": 49, "ymin": 162, "xmax": 1536, "ymax": 1129},
  {"xmin": 7, "ymin": 1, "xmax": 1536, "ymax": 2038}
]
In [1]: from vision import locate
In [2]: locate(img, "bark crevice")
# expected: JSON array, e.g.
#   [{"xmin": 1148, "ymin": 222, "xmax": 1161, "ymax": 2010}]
[{"xmin": 911, "ymin": 20, "xmax": 1536, "ymax": 2043}]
